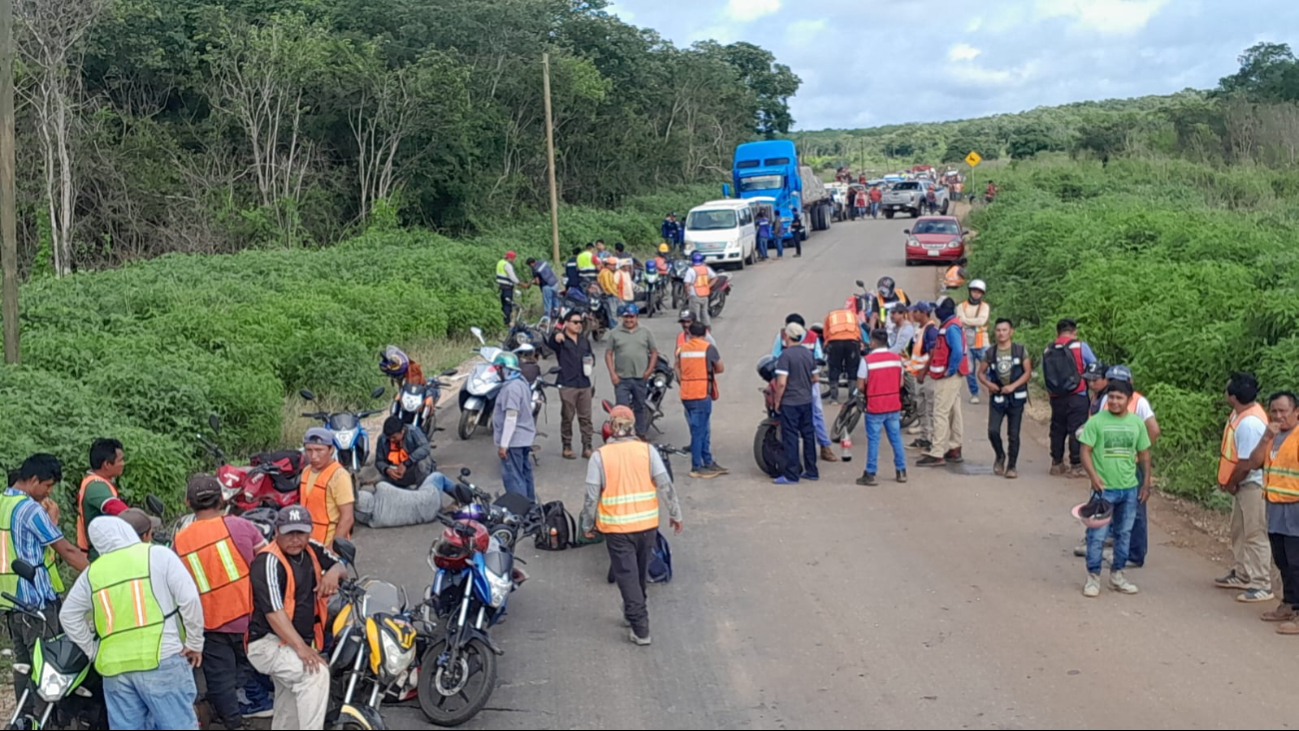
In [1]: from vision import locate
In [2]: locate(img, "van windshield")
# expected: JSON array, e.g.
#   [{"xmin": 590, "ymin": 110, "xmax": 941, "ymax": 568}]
[
  {"xmin": 686, "ymin": 210, "xmax": 738, "ymax": 231},
  {"xmin": 737, "ymin": 175, "xmax": 784, "ymax": 193}
]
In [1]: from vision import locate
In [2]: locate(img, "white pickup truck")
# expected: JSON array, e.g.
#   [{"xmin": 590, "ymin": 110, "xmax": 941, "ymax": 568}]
[{"xmin": 880, "ymin": 180, "xmax": 949, "ymax": 219}]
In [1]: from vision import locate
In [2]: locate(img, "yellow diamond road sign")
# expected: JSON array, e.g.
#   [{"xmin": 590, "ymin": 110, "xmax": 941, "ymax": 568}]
[{"xmin": 965, "ymin": 151, "xmax": 982, "ymax": 167}]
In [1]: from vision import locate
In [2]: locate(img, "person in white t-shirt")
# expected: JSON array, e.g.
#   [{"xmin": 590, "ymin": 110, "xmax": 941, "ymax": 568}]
[{"xmin": 1213, "ymin": 372, "xmax": 1275, "ymax": 603}]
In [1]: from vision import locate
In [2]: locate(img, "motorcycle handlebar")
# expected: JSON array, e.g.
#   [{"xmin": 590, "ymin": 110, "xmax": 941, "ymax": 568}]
[{"xmin": 1, "ymin": 592, "xmax": 39, "ymax": 618}]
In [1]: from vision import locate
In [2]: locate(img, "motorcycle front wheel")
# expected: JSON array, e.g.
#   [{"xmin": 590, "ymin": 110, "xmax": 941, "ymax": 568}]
[
  {"xmin": 754, "ymin": 419, "xmax": 784, "ymax": 477},
  {"xmin": 458, "ymin": 410, "xmax": 480, "ymax": 440},
  {"xmin": 417, "ymin": 638, "xmax": 498, "ymax": 727},
  {"xmin": 833, "ymin": 401, "xmax": 862, "ymax": 441},
  {"xmin": 708, "ymin": 291, "xmax": 727, "ymax": 318}
]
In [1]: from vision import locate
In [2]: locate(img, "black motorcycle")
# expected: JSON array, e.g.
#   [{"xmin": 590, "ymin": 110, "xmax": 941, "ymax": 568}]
[
  {"xmin": 754, "ymin": 356, "xmax": 784, "ymax": 477},
  {"xmin": 644, "ymin": 358, "xmax": 676, "ymax": 436},
  {"xmin": 390, "ymin": 369, "xmax": 458, "ymax": 442},
  {"xmin": 830, "ymin": 381, "xmax": 920, "ymax": 442}
]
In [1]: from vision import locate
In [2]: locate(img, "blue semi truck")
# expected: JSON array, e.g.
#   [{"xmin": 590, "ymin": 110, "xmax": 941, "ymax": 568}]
[{"xmin": 730, "ymin": 140, "xmax": 833, "ymax": 240}]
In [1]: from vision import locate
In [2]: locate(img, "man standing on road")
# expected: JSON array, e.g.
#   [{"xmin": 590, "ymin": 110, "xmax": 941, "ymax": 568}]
[
  {"xmin": 868, "ymin": 185, "xmax": 882, "ymax": 219},
  {"xmin": 773, "ymin": 322, "xmax": 820, "ymax": 484},
  {"xmin": 299, "ymin": 428, "xmax": 355, "ymax": 547},
  {"xmin": 577, "ymin": 242, "xmax": 599, "ymax": 285},
  {"xmin": 684, "ymin": 252, "xmax": 717, "ymax": 327},
  {"xmin": 756, "ymin": 209, "xmax": 773, "ymax": 260},
  {"xmin": 906, "ymin": 303, "xmax": 937, "ymax": 451},
  {"xmin": 675, "ymin": 309, "xmax": 715, "ymax": 353},
  {"xmin": 598, "ymin": 257, "xmax": 621, "ymax": 329},
  {"xmin": 661, "ymin": 213, "xmax": 683, "ymax": 252},
  {"xmin": 581, "ymin": 406, "xmax": 683, "ymax": 646},
  {"xmin": 867, "ymin": 277, "xmax": 909, "ymax": 331},
  {"xmin": 564, "ymin": 247, "xmax": 583, "ymax": 294},
  {"xmin": 77, "ymin": 438, "xmax": 129, "ymax": 561},
  {"xmin": 958, "ymin": 280, "xmax": 991, "ymax": 404},
  {"xmin": 492, "ymin": 352, "xmax": 538, "ymax": 502},
  {"xmin": 823, "ymin": 305, "xmax": 863, "ymax": 403},
  {"xmin": 526, "ymin": 257, "xmax": 560, "ymax": 319},
  {"xmin": 976, "ymin": 318, "xmax": 1032, "ymax": 479},
  {"xmin": 1214, "ymin": 372, "xmax": 1275, "ymax": 603},
  {"xmin": 1045, "ymin": 318, "xmax": 1097, "ymax": 478},
  {"xmin": 918, "ymin": 299, "xmax": 967, "ymax": 467},
  {"xmin": 1079, "ymin": 380, "xmax": 1151, "ymax": 598},
  {"xmin": 607, "ymin": 303, "xmax": 659, "ymax": 439},
  {"xmin": 772, "ymin": 314, "xmax": 837, "ymax": 463},
  {"xmin": 856, "ymin": 329, "xmax": 908, "ymax": 486},
  {"xmin": 551, "ymin": 310, "xmax": 596, "ymax": 460},
  {"xmin": 495, "ymin": 251, "xmax": 526, "ymax": 326},
  {"xmin": 615, "ymin": 258, "xmax": 636, "ymax": 307},
  {"xmin": 1247, "ymin": 391, "xmax": 1299, "ymax": 633},
  {"xmin": 677, "ymin": 321, "xmax": 726, "ymax": 479}
]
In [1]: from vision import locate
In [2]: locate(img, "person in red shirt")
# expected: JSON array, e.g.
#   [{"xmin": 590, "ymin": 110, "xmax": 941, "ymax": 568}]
[
  {"xmin": 868, "ymin": 185, "xmax": 883, "ymax": 218},
  {"xmin": 855, "ymin": 328, "xmax": 908, "ymax": 485}
]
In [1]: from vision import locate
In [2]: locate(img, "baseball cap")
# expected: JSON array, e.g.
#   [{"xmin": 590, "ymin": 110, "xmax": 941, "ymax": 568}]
[
  {"xmin": 119, "ymin": 507, "xmax": 161, "ymax": 538},
  {"xmin": 186, "ymin": 474, "xmax": 223, "ymax": 504},
  {"xmin": 619, "ymin": 303, "xmax": 639, "ymax": 317},
  {"xmin": 785, "ymin": 322, "xmax": 806, "ymax": 341},
  {"xmin": 1082, "ymin": 361, "xmax": 1109, "ymax": 381},
  {"xmin": 909, "ymin": 301, "xmax": 933, "ymax": 314},
  {"xmin": 505, "ymin": 251, "xmax": 517, "ymax": 260},
  {"xmin": 678, "ymin": 309, "xmax": 696, "ymax": 322},
  {"xmin": 1106, "ymin": 365, "xmax": 1133, "ymax": 382},
  {"xmin": 276, "ymin": 505, "xmax": 314, "ymax": 534},
  {"xmin": 303, "ymin": 427, "xmax": 333, "ymax": 446}
]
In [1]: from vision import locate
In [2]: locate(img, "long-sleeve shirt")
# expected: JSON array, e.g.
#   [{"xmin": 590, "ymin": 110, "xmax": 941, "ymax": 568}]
[
  {"xmin": 598, "ymin": 269, "xmax": 619, "ymax": 297},
  {"xmin": 499, "ymin": 261, "xmax": 519, "ymax": 286},
  {"xmin": 771, "ymin": 331, "xmax": 824, "ymax": 360},
  {"xmin": 943, "ymin": 323, "xmax": 966, "ymax": 377},
  {"xmin": 376, "ymin": 428, "xmax": 432, "ymax": 474},
  {"xmin": 888, "ymin": 320, "xmax": 916, "ymax": 356},
  {"xmin": 581, "ymin": 439, "xmax": 683, "ymax": 534},
  {"xmin": 61, "ymin": 517, "xmax": 205, "ymax": 662},
  {"xmin": 957, "ymin": 301, "xmax": 990, "ymax": 342}
]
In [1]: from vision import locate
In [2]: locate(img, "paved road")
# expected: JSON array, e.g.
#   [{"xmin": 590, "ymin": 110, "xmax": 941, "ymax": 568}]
[{"xmin": 359, "ymin": 218, "xmax": 1293, "ymax": 730}]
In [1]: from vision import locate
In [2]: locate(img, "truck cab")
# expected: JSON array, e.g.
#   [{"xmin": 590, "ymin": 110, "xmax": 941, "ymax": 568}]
[{"xmin": 732, "ymin": 140, "xmax": 802, "ymax": 241}]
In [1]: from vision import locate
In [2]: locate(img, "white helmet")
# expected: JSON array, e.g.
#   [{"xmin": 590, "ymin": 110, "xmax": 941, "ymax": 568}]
[{"xmin": 969, "ymin": 279, "xmax": 987, "ymax": 293}]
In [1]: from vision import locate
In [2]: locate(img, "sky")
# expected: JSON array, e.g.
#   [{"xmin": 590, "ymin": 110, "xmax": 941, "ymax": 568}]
[{"xmin": 606, "ymin": 0, "xmax": 1299, "ymax": 131}]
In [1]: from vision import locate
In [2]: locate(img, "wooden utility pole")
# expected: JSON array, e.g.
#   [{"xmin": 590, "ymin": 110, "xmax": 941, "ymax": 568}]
[
  {"xmin": 1, "ymin": 0, "xmax": 18, "ymax": 364},
  {"xmin": 541, "ymin": 53, "xmax": 561, "ymax": 267}
]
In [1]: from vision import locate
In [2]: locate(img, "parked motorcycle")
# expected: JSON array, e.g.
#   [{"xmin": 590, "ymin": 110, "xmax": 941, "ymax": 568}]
[
  {"xmin": 301, "ymin": 387, "xmax": 387, "ymax": 473},
  {"xmin": 197, "ymin": 413, "xmax": 304, "ymax": 514},
  {"xmin": 644, "ymin": 358, "xmax": 675, "ymax": 436},
  {"xmin": 669, "ymin": 259, "xmax": 690, "ymax": 310},
  {"xmin": 707, "ymin": 272, "xmax": 732, "ymax": 319},
  {"xmin": 586, "ymin": 282, "xmax": 612, "ymax": 342},
  {"xmin": 458, "ymin": 327, "xmax": 504, "ymax": 440},
  {"xmin": 830, "ymin": 382, "xmax": 920, "ymax": 440},
  {"xmin": 3, "ymin": 560, "xmax": 106, "ymax": 731},
  {"xmin": 598, "ymin": 399, "xmax": 688, "ymax": 482},
  {"xmin": 640, "ymin": 260, "xmax": 666, "ymax": 317},
  {"xmin": 754, "ymin": 355, "xmax": 784, "ymax": 477},
  {"xmin": 448, "ymin": 468, "xmax": 543, "ymax": 551},
  {"xmin": 503, "ymin": 316, "xmax": 553, "ymax": 359},
  {"xmin": 417, "ymin": 514, "xmax": 526, "ymax": 727},
  {"xmin": 389, "ymin": 369, "xmax": 459, "ymax": 443}
]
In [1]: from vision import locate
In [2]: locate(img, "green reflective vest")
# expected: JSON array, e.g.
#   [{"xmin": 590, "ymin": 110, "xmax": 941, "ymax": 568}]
[
  {"xmin": 88, "ymin": 543, "xmax": 166, "ymax": 677},
  {"xmin": 0, "ymin": 493, "xmax": 64, "ymax": 611},
  {"xmin": 577, "ymin": 250, "xmax": 596, "ymax": 274},
  {"xmin": 495, "ymin": 259, "xmax": 514, "ymax": 288}
]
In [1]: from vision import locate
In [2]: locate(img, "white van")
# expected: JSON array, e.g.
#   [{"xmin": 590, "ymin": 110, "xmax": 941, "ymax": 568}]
[{"xmin": 683, "ymin": 199, "xmax": 757, "ymax": 269}]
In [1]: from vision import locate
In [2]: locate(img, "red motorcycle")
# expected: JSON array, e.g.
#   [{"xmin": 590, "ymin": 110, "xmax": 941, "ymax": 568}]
[
  {"xmin": 198, "ymin": 414, "xmax": 304, "ymax": 514},
  {"xmin": 707, "ymin": 273, "xmax": 731, "ymax": 319}
]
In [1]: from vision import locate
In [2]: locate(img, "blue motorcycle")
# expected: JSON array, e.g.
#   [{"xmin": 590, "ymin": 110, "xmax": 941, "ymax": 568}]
[{"xmin": 300, "ymin": 386, "xmax": 387, "ymax": 473}]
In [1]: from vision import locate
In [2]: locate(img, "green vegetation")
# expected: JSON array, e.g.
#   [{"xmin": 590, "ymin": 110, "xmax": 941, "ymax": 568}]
[{"xmin": 0, "ymin": 185, "xmax": 713, "ymax": 511}]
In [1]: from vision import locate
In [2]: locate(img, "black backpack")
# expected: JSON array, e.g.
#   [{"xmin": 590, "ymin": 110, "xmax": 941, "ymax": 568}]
[
  {"xmin": 1042, "ymin": 340, "xmax": 1082, "ymax": 396},
  {"xmin": 534, "ymin": 501, "xmax": 576, "ymax": 551}
]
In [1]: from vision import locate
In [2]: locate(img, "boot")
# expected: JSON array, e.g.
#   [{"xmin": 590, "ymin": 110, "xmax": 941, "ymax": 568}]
[{"xmin": 820, "ymin": 445, "xmax": 839, "ymax": 462}]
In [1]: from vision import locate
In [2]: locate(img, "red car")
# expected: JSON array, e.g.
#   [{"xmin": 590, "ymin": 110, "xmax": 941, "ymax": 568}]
[{"xmin": 904, "ymin": 216, "xmax": 967, "ymax": 265}]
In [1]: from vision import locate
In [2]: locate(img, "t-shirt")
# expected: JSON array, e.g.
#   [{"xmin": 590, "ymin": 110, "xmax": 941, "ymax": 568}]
[
  {"xmin": 1233, "ymin": 413, "xmax": 1267, "ymax": 486},
  {"xmin": 200, "ymin": 515, "xmax": 265, "ymax": 634},
  {"xmin": 1079, "ymin": 410, "xmax": 1151, "ymax": 490},
  {"xmin": 248, "ymin": 542, "xmax": 339, "ymax": 645},
  {"xmin": 992, "ymin": 346, "xmax": 1015, "ymax": 384},
  {"xmin": 775, "ymin": 344, "xmax": 816, "ymax": 407},
  {"xmin": 492, "ymin": 377, "xmax": 538, "ymax": 448},
  {"xmin": 80, "ymin": 477, "xmax": 118, "ymax": 561},
  {"xmin": 609, "ymin": 326, "xmax": 658, "ymax": 379},
  {"xmin": 1097, "ymin": 393, "xmax": 1155, "ymax": 422},
  {"xmin": 2, "ymin": 488, "xmax": 64, "ymax": 607},
  {"xmin": 614, "ymin": 270, "xmax": 635, "ymax": 302},
  {"xmin": 550, "ymin": 331, "xmax": 593, "ymax": 388},
  {"xmin": 300, "ymin": 466, "xmax": 355, "ymax": 546}
]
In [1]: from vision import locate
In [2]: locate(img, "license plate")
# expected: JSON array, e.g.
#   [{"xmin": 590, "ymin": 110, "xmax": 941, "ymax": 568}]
[{"xmin": 927, "ymin": 250, "xmax": 940, "ymax": 256}]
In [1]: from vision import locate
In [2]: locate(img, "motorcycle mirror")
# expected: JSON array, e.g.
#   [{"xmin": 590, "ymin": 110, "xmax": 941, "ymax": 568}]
[
  {"xmin": 11, "ymin": 558, "xmax": 37, "ymax": 584},
  {"xmin": 440, "ymin": 368, "xmax": 458, "ymax": 377},
  {"xmin": 208, "ymin": 413, "xmax": 221, "ymax": 433},
  {"xmin": 299, "ymin": 389, "xmax": 316, "ymax": 401},
  {"xmin": 902, "ymin": 229, "xmax": 911, "ymax": 235},
  {"xmin": 332, "ymin": 538, "xmax": 357, "ymax": 565},
  {"xmin": 601, "ymin": 399, "xmax": 613, "ymax": 413},
  {"xmin": 470, "ymin": 326, "xmax": 485, "ymax": 344},
  {"xmin": 855, "ymin": 279, "xmax": 866, "ymax": 288},
  {"xmin": 962, "ymin": 230, "xmax": 970, "ymax": 236},
  {"xmin": 460, "ymin": 467, "xmax": 472, "ymax": 478},
  {"xmin": 145, "ymin": 495, "xmax": 166, "ymax": 517},
  {"xmin": 370, "ymin": 386, "xmax": 386, "ymax": 400},
  {"xmin": 548, "ymin": 366, "xmax": 561, "ymax": 375}
]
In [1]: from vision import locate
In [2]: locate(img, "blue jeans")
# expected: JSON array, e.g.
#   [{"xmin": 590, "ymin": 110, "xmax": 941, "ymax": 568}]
[
  {"xmin": 780, "ymin": 402, "xmax": 818, "ymax": 481},
  {"xmin": 103, "ymin": 653, "xmax": 199, "ymax": 731},
  {"xmin": 541, "ymin": 285, "xmax": 559, "ymax": 319},
  {"xmin": 1086, "ymin": 488, "xmax": 1140, "ymax": 574},
  {"xmin": 683, "ymin": 398, "xmax": 713, "ymax": 470},
  {"xmin": 419, "ymin": 471, "xmax": 458, "ymax": 496},
  {"xmin": 869, "ymin": 201, "xmax": 880, "ymax": 218},
  {"xmin": 758, "ymin": 235, "xmax": 770, "ymax": 259},
  {"xmin": 966, "ymin": 346, "xmax": 986, "ymax": 396},
  {"xmin": 865, "ymin": 411, "xmax": 907, "ymax": 475},
  {"xmin": 772, "ymin": 236, "xmax": 784, "ymax": 257},
  {"xmin": 500, "ymin": 446, "xmax": 536, "ymax": 502},
  {"xmin": 1130, "ymin": 466, "xmax": 1148, "ymax": 566},
  {"xmin": 811, "ymin": 387, "xmax": 832, "ymax": 447}
]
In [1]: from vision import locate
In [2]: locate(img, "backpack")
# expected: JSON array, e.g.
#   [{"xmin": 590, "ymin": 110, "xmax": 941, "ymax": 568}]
[
  {"xmin": 1042, "ymin": 340, "xmax": 1082, "ymax": 396},
  {"xmin": 534, "ymin": 501, "xmax": 576, "ymax": 551},
  {"xmin": 647, "ymin": 530, "xmax": 673, "ymax": 584}
]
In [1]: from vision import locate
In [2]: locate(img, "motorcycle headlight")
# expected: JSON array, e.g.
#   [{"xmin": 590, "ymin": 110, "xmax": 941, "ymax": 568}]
[
  {"xmin": 401, "ymin": 393, "xmax": 423, "ymax": 411},
  {"xmin": 516, "ymin": 332, "xmax": 531, "ymax": 345},
  {"xmin": 36, "ymin": 663, "xmax": 74, "ymax": 703},
  {"xmin": 378, "ymin": 626, "xmax": 416, "ymax": 682},
  {"xmin": 654, "ymin": 375, "xmax": 667, "ymax": 389},
  {"xmin": 487, "ymin": 568, "xmax": 513, "ymax": 608},
  {"xmin": 334, "ymin": 429, "xmax": 359, "ymax": 448}
]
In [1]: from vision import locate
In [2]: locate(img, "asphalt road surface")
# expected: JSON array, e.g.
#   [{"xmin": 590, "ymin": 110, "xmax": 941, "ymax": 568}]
[{"xmin": 359, "ymin": 218, "xmax": 1293, "ymax": 730}]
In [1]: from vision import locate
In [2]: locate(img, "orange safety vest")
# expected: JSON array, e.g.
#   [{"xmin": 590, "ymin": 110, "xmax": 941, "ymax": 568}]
[
  {"xmin": 77, "ymin": 473, "xmax": 120, "ymax": 552},
  {"xmin": 958, "ymin": 300, "xmax": 989, "ymax": 350},
  {"xmin": 387, "ymin": 441, "xmax": 409, "ymax": 468},
  {"xmin": 824, "ymin": 310, "xmax": 860, "ymax": 342},
  {"xmin": 944, "ymin": 265, "xmax": 965, "ymax": 289},
  {"xmin": 907, "ymin": 324, "xmax": 932, "ymax": 377},
  {"xmin": 299, "ymin": 462, "xmax": 343, "ymax": 544},
  {"xmin": 257, "ymin": 541, "xmax": 326, "ymax": 648},
  {"xmin": 1219, "ymin": 404, "xmax": 1268, "ymax": 486},
  {"xmin": 595, "ymin": 441, "xmax": 660, "ymax": 534},
  {"xmin": 691, "ymin": 265, "xmax": 711, "ymax": 297},
  {"xmin": 1263, "ymin": 428, "xmax": 1299, "ymax": 504},
  {"xmin": 678, "ymin": 337, "xmax": 717, "ymax": 401},
  {"xmin": 174, "ymin": 516, "xmax": 253, "ymax": 630}
]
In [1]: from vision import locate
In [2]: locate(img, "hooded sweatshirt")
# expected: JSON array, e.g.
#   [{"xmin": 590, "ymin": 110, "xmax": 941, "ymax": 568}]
[{"xmin": 60, "ymin": 517, "xmax": 206, "ymax": 662}]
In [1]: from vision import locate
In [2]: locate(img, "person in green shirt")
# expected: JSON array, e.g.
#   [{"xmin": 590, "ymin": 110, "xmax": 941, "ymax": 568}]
[
  {"xmin": 1078, "ymin": 380, "xmax": 1151, "ymax": 598},
  {"xmin": 77, "ymin": 438, "xmax": 129, "ymax": 561}
]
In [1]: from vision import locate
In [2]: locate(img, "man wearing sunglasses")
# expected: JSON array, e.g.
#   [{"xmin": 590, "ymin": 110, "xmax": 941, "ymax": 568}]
[{"xmin": 551, "ymin": 310, "xmax": 597, "ymax": 459}]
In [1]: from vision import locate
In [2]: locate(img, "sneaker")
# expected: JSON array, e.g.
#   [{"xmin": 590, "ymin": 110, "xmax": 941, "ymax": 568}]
[
  {"xmin": 917, "ymin": 455, "xmax": 946, "ymax": 467},
  {"xmin": 563, "ymin": 448, "xmax": 576, "ymax": 460},
  {"xmin": 706, "ymin": 462, "xmax": 730, "ymax": 475},
  {"xmin": 896, "ymin": 469, "xmax": 908, "ymax": 483},
  {"xmin": 907, "ymin": 425, "xmax": 922, "ymax": 435},
  {"xmin": 801, "ymin": 472, "xmax": 820, "ymax": 481},
  {"xmin": 774, "ymin": 476, "xmax": 799, "ymax": 485},
  {"xmin": 1238, "ymin": 588, "xmax": 1276, "ymax": 603},
  {"xmin": 1277, "ymin": 621, "xmax": 1299, "ymax": 636},
  {"xmin": 1005, "ymin": 469, "xmax": 1018, "ymax": 479},
  {"xmin": 582, "ymin": 447, "xmax": 593, "ymax": 459},
  {"xmin": 970, "ymin": 395, "xmax": 980, "ymax": 404},
  {"xmin": 906, "ymin": 439, "xmax": 929, "ymax": 450},
  {"xmin": 239, "ymin": 699, "xmax": 274, "ymax": 720},
  {"xmin": 1050, "ymin": 462, "xmax": 1066, "ymax": 476},
  {"xmin": 1067, "ymin": 464, "xmax": 1087, "ymax": 479},
  {"xmin": 856, "ymin": 473, "xmax": 877, "ymax": 486},
  {"xmin": 820, "ymin": 446, "xmax": 839, "ymax": 462},
  {"xmin": 1261, "ymin": 604, "xmax": 1297, "ymax": 622},
  {"xmin": 689, "ymin": 469, "xmax": 718, "ymax": 479},
  {"xmin": 629, "ymin": 629, "xmax": 652, "ymax": 646},
  {"xmin": 1214, "ymin": 571, "xmax": 1250, "ymax": 590},
  {"xmin": 1083, "ymin": 573, "xmax": 1101, "ymax": 598},
  {"xmin": 944, "ymin": 448, "xmax": 963, "ymax": 463},
  {"xmin": 1109, "ymin": 571, "xmax": 1139, "ymax": 595},
  {"xmin": 1073, "ymin": 540, "xmax": 1087, "ymax": 557},
  {"xmin": 993, "ymin": 458, "xmax": 1005, "ymax": 476}
]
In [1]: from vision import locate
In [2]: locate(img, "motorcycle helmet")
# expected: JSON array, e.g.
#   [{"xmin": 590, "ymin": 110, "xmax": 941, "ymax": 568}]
[
  {"xmin": 618, "ymin": 303, "xmax": 639, "ymax": 317},
  {"xmin": 432, "ymin": 520, "xmax": 490, "ymax": 570},
  {"xmin": 1072, "ymin": 493, "xmax": 1114, "ymax": 529},
  {"xmin": 492, "ymin": 352, "xmax": 520, "ymax": 373},
  {"xmin": 379, "ymin": 345, "xmax": 409, "ymax": 379},
  {"xmin": 514, "ymin": 343, "xmax": 536, "ymax": 359},
  {"xmin": 756, "ymin": 355, "xmax": 778, "ymax": 382},
  {"xmin": 691, "ymin": 252, "xmax": 704, "ymax": 265},
  {"xmin": 969, "ymin": 279, "xmax": 987, "ymax": 294},
  {"xmin": 877, "ymin": 276, "xmax": 896, "ymax": 297},
  {"xmin": 645, "ymin": 260, "xmax": 657, "ymax": 273},
  {"xmin": 453, "ymin": 502, "xmax": 489, "ymax": 525},
  {"xmin": 658, "ymin": 243, "xmax": 670, "ymax": 253}
]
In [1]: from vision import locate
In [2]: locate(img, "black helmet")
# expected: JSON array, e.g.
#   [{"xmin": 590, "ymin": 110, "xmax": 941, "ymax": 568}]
[{"xmin": 756, "ymin": 355, "xmax": 778, "ymax": 383}]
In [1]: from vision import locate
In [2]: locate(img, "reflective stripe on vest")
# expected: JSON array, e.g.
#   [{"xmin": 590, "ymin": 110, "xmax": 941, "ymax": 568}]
[
  {"xmin": 595, "ymin": 441, "xmax": 659, "ymax": 534},
  {"xmin": 495, "ymin": 260, "xmax": 513, "ymax": 287},
  {"xmin": 77, "ymin": 473, "xmax": 119, "ymax": 552},
  {"xmin": 89, "ymin": 543, "xmax": 166, "ymax": 676},
  {"xmin": 959, "ymin": 301, "xmax": 989, "ymax": 349},
  {"xmin": 174, "ymin": 516, "xmax": 252, "ymax": 630},
  {"xmin": 1264, "ymin": 431, "xmax": 1299, "ymax": 504},
  {"xmin": 258, "ymin": 541, "xmax": 326, "ymax": 649},
  {"xmin": 300, "ymin": 462, "xmax": 343, "ymax": 544},
  {"xmin": 864, "ymin": 350, "xmax": 904, "ymax": 414},
  {"xmin": 691, "ymin": 266, "xmax": 711, "ymax": 297},
  {"xmin": 824, "ymin": 310, "xmax": 859, "ymax": 342},
  {"xmin": 577, "ymin": 251, "xmax": 596, "ymax": 273},
  {"xmin": 678, "ymin": 338, "xmax": 713, "ymax": 401},
  {"xmin": 1219, "ymin": 404, "xmax": 1268, "ymax": 486},
  {"xmin": 907, "ymin": 324, "xmax": 933, "ymax": 376},
  {"xmin": 929, "ymin": 317, "xmax": 970, "ymax": 378},
  {"xmin": 0, "ymin": 494, "xmax": 62, "ymax": 607},
  {"xmin": 944, "ymin": 266, "xmax": 965, "ymax": 288}
]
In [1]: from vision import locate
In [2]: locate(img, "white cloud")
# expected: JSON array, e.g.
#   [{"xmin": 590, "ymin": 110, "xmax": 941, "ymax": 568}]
[
  {"xmin": 948, "ymin": 60, "xmax": 1041, "ymax": 89},
  {"xmin": 1036, "ymin": 0, "xmax": 1170, "ymax": 35},
  {"xmin": 948, "ymin": 43, "xmax": 982, "ymax": 62},
  {"xmin": 725, "ymin": 0, "xmax": 782, "ymax": 22},
  {"xmin": 965, "ymin": 16, "xmax": 984, "ymax": 32},
  {"xmin": 788, "ymin": 19, "xmax": 827, "ymax": 44}
]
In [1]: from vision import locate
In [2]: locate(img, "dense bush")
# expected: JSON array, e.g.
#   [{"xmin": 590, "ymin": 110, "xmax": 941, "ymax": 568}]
[
  {"xmin": 0, "ymin": 186, "xmax": 712, "ymax": 511},
  {"xmin": 967, "ymin": 158, "xmax": 1299, "ymax": 504}
]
